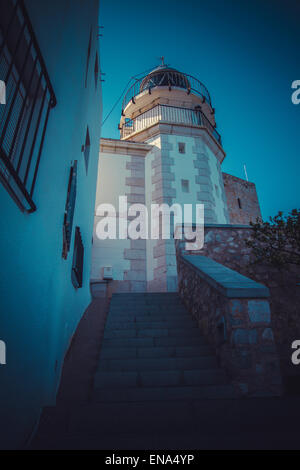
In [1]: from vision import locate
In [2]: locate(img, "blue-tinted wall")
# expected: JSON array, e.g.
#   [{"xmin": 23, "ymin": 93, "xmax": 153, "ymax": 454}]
[{"xmin": 0, "ymin": 0, "xmax": 102, "ymax": 448}]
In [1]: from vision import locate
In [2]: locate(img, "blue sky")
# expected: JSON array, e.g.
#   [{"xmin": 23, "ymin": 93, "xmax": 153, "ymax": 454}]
[{"xmin": 99, "ymin": 0, "xmax": 300, "ymax": 220}]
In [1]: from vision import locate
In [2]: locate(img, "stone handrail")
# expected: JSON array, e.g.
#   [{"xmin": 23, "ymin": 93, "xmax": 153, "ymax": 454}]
[
  {"xmin": 181, "ymin": 255, "xmax": 270, "ymax": 298},
  {"xmin": 177, "ymin": 253, "xmax": 282, "ymax": 397}
]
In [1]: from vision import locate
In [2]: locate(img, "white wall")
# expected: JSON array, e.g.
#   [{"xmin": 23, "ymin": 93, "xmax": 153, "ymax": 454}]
[
  {"xmin": 168, "ymin": 134, "xmax": 228, "ymax": 224},
  {"xmin": 144, "ymin": 132, "xmax": 228, "ymax": 285},
  {"xmin": 91, "ymin": 151, "xmax": 131, "ymax": 281},
  {"xmin": 205, "ymin": 144, "xmax": 229, "ymax": 223},
  {"xmin": 92, "ymin": 128, "xmax": 228, "ymax": 292}
]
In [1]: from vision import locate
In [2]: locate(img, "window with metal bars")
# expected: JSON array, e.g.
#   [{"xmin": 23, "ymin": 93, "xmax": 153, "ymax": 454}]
[
  {"xmin": 62, "ymin": 161, "xmax": 77, "ymax": 260},
  {"xmin": 83, "ymin": 127, "xmax": 90, "ymax": 174},
  {"xmin": 0, "ymin": 0, "xmax": 56, "ymax": 212},
  {"xmin": 71, "ymin": 227, "xmax": 84, "ymax": 289}
]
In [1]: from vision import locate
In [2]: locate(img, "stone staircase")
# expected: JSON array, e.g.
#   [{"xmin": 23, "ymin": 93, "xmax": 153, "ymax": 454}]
[
  {"xmin": 94, "ymin": 292, "xmax": 236, "ymax": 404},
  {"xmin": 31, "ymin": 293, "xmax": 300, "ymax": 450},
  {"xmin": 31, "ymin": 292, "xmax": 241, "ymax": 449}
]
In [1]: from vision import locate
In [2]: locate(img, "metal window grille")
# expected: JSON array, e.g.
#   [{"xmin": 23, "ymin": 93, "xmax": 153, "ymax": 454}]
[
  {"xmin": 84, "ymin": 126, "xmax": 90, "ymax": 173},
  {"xmin": 71, "ymin": 226, "xmax": 84, "ymax": 289},
  {"xmin": 62, "ymin": 161, "xmax": 77, "ymax": 260},
  {"xmin": 0, "ymin": 0, "xmax": 56, "ymax": 212}
]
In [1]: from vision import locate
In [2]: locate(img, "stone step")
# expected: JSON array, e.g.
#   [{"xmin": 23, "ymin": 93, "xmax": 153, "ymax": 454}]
[
  {"xmin": 32, "ymin": 429, "xmax": 299, "ymax": 451},
  {"xmin": 103, "ymin": 327, "xmax": 201, "ymax": 340},
  {"xmin": 109, "ymin": 306, "xmax": 187, "ymax": 315},
  {"xmin": 99, "ymin": 345, "xmax": 214, "ymax": 360},
  {"xmin": 109, "ymin": 305, "xmax": 185, "ymax": 312},
  {"xmin": 102, "ymin": 336, "xmax": 208, "ymax": 348},
  {"xmin": 110, "ymin": 297, "xmax": 182, "ymax": 303},
  {"xmin": 106, "ymin": 313, "xmax": 193, "ymax": 322},
  {"xmin": 33, "ymin": 398, "xmax": 300, "ymax": 449},
  {"xmin": 97, "ymin": 356, "xmax": 218, "ymax": 372},
  {"xmin": 94, "ymin": 368, "xmax": 227, "ymax": 389},
  {"xmin": 110, "ymin": 295, "xmax": 182, "ymax": 301},
  {"xmin": 110, "ymin": 293, "xmax": 181, "ymax": 300},
  {"xmin": 112, "ymin": 292, "xmax": 179, "ymax": 299},
  {"xmin": 110, "ymin": 300, "xmax": 182, "ymax": 305},
  {"xmin": 68, "ymin": 401, "xmax": 196, "ymax": 436},
  {"xmin": 105, "ymin": 319, "xmax": 197, "ymax": 330},
  {"xmin": 93, "ymin": 384, "xmax": 236, "ymax": 403}
]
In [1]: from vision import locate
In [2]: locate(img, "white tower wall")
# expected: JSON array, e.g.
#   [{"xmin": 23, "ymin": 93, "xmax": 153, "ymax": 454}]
[
  {"xmin": 91, "ymin": 65, "xmax": 230, "ymax": 293},
  {"xmin": 144, "ymin": 128, "xmax": 229, "ymax": 292}
]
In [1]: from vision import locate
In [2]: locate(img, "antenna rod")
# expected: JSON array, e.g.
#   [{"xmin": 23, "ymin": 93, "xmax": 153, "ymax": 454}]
[{"xmin": 244, "ymin": 164, "xmax": 249, "ymax": 182}]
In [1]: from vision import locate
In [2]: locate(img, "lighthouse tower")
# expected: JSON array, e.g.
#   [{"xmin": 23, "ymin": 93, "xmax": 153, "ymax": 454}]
[
  {"xmin": 120, "ymin": 63, "xmax": 229, "ymax": 218},
  {"xmin": 91, "ymin": 62, "xmax": 260, "ymax": 293}
]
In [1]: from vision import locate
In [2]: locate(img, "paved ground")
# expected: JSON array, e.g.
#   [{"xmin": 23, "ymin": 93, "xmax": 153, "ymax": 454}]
[{"xmin": 30, "ymin": 294, "xmax": 300, "ymax": 450}]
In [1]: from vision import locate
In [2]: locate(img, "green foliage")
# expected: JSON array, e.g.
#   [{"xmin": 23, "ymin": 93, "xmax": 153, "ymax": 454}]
[{"xmin": 246, "ymin": 209, "xmax": 300, "ymax": 267}]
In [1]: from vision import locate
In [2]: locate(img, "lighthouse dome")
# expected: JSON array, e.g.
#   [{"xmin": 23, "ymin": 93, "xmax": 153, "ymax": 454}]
[
  {"xmin": 121, "ymin": 63, "xmax": 212, "ymax": 113},
  {"xmin": 140, "ymin": 65, "xmax": 191, "ymax": 93}
]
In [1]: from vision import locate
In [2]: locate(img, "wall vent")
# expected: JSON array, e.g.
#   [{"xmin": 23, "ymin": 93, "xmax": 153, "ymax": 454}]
[{"xmin": 102, "ymin": 266, "xmax": 113, "ymax": 280}]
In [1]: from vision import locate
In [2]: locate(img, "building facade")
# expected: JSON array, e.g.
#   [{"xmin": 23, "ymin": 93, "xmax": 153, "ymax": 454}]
[
  {"xmin": 0, "ymin": 0, "xmax": 102, "ymax": 448},
  {"xmin": 223, "ymin": 172, "xmax": 262, "ymax": 225},
  {"xmin": 91, "ymin": 64, "xmax": 261, "ymax": 294}
]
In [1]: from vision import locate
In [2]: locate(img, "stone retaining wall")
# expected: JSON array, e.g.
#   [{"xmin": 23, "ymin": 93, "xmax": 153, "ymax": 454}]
[
  {"xmin": 177, "ymin": 254, "xmax": 282, "ymax": 397},
  {"xmin": 176, "ymin": 225, "xmax": 300, "ymax": 386}
]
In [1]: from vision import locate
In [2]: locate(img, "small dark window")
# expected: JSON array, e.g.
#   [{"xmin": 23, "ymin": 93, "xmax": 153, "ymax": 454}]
[
  {"xmin": 83, "ymin": 126, "xmax": 90, "ymax": 173},
  {"xmin": 178, "ymin": 142, "xmax": 185, "ymax": 154},
  {"xmin": 181, "ymin": 179, "xmax": 189, "ymax": 193},
  {"xmin": 237, "ymin": 197, "xmax": 242, "ymax": 209},
  {"xmin": 62, "ymin": 161, "xmax": 77, "ymax": 259},
  {"xmin": 71, "ymin": 227, "xmax": 84, "ymax": 289},
  {"xmin": 85, "ymin": 29, "xmax": 92, "ymax": 88},
  {"xmin": 94, "ymin": 52, "xmax": 99, "ymax": 89}
]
